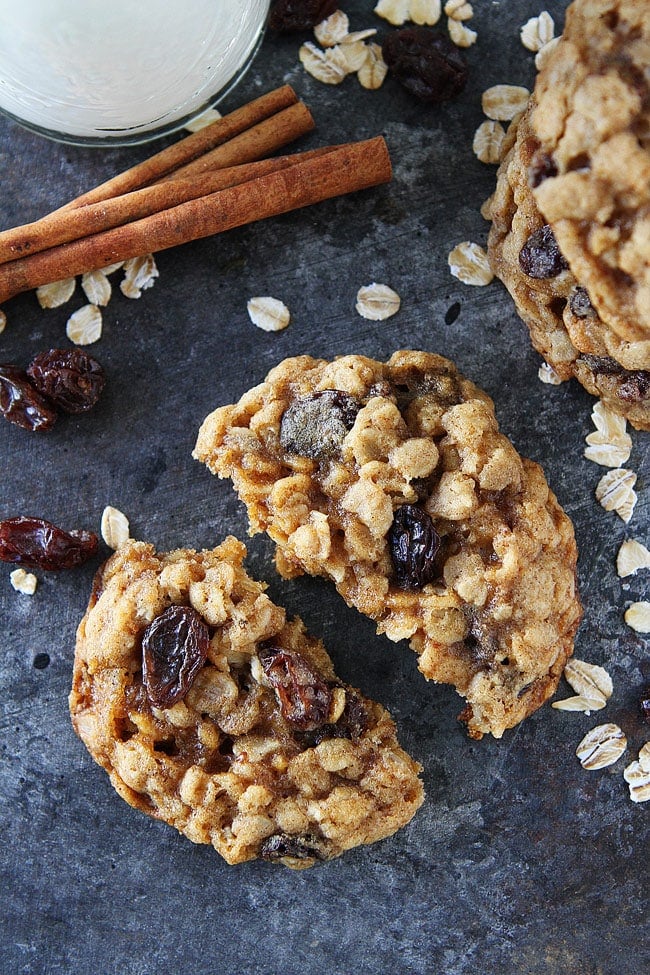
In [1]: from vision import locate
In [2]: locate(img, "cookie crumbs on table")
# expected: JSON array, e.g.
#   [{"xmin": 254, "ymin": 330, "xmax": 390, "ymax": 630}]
[{"xmin": 9, "ymin": 567, "xmax": 38, "ymax": 595}]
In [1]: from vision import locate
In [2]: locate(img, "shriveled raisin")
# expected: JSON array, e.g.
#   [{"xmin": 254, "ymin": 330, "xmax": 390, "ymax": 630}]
[
  {"xmin": 279, "ymin": 390, "xmax": 360, "ymax": 460},
  {"xmin": 569, "ymin": 286, "xmax": 595, "ymax": 319},
  {"xmin": 0, "ymin": 516, "xmax": 98, "ymax": 569},
  {"xmin": 269, "ymin": 0, "xmax": 338, "ymax": 31},
  {"xmin": 528, "ymin": 150, "xmax": 558, "ymax": 188},
  {"xmin": 258, "ymin": 645, "xmax": 332, "ymax": 730},
  {"xmin": 259, "ymin": 833, "xmax": 326, "ymax": 862},
  {"xmin": 301, "ymin": 689, "xmax": 369, "ymax": 747},
  {"xmin": 141, "ymin": 605, "xmax": 210, "ymax": 709},
  {"xmin": 388, "ymin": 504, "xmax": 440, "ymax": 590},
  {"xmin": 619, "ymin": 371, "xmax": 650, "ymax": 403},
  {"xmin": 27, "ymin": 348, "xmax": 105, "ymax": 414},
  {"xmin": 0, "ymin": 365, "xmax": 57, "ymax": 432},
  {"xmin": 382, "ymin": 28, "xmax": 468, "ymax": 104},
  {"xmin": 579, "ymin": 354, "xmax": 623, "ymax": 376},
  {"xmin": 518, "ymin": 225, "xmax": 569, "ymax": 278}
]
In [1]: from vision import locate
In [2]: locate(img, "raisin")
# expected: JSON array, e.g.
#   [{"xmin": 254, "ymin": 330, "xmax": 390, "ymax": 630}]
[
  {"xmin": 519, "ymin": 225, "xmax": 569, "ymax": 278},
  {"xmin": 640, "ymin": 685, "xmax": 650, "ymax": 724},
  {"xmin": 301, "ymin": 689, "xmax": 370, "ymax": 747},
  {"xmin": 258, "ymin": 645, "xmax": 332, "ymax": 730},
  {"xmin": 569, "ymin": 286, "xmax": 595, "ymax": 319},
  {"xmin": 388, "ymin": 504, "xmax": 440, "ymax": 590},
  {"xmin": 579, "ymin": 354, "xmax": 623, "ymax": 376},
  {"xmin": 0, "ymin": 516, "xmax": 98, "ymax": 569},
  {"xmin": 27, "ymin": 348, "xmax": 105, "ymax": 414},
  {"xmin": 141, "ymin": 605, "xmax": 210, "ymax": 709},
  {"xmin": 0, "ymin": 364, "xmax": 57, "ymax": 432},
  {"xmin": 259, "ymin": 833, "xmax": 326, "ymax": 862},
  {"xmin": 382, "ymin": 28, "xmax": 468, "ymax": 103},
  {"xmin": 619, "ymin": 371, "xmax": 650, "ymax": 403},
  {"xmin": 269, "ymin": 0, "xmax": 338, "ymax": 31},
  {"xmin": 528, "ymin": 150, "xmax": 558, "ymax": 188},
  {"xmin": 279, "ymin": 390, "xmax": 360, "ymax": 460}
]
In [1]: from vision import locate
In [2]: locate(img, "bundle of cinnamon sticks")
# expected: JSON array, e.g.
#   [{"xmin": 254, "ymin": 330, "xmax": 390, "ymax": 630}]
[{"xmin": 0, "ymin": 86, "xmax": 392, "ymax": 306}]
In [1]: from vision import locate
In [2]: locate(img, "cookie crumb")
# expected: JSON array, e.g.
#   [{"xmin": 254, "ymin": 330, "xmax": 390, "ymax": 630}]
[
  {"xmin": 247, "ymin": 296, "xmax": 291, "ymax": 332},
  {"xmin": 447, "ymin": 18, "xmax": 476, "ymax": 47},
  {"xmin": 10, "ymin": 567, "xmax": 37, "ymax": 595}
]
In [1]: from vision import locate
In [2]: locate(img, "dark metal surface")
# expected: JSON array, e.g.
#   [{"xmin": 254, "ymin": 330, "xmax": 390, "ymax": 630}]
[{"xmin": 1, "ymin": 3, "xmax": 648, "ymax": 974}]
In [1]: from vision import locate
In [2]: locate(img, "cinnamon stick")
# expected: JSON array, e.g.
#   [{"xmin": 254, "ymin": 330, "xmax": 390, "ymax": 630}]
[
  {"xmin": 0, "ymin": 139, "xmax": 328, "ymax": 266},
  {"xmin": 57, "ymin": 84, "xmax": 300, "ymax": 211},
  {"xmin": 0, "ymin": 138, "xmax": 392, "ymax": 305}
]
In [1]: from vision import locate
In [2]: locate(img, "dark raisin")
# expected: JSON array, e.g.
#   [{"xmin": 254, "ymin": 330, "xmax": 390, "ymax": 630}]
[
  {"xmin": 569, "ymin": 286, "xmax": 596, "ymax": 318},
  {"xmin": 528, "ymin": 150, "xmax": 558, "ymax": 188},
  {"xmin": 279, "ymin": 389, "xmax": 360, "ymax": 460},
  {"xmin": 141, "ymin": 605, "xmax": 210, "ymax": 709},
  {"xmin": 382, "ymin": 28, "xmax": 468, "ymax": 104},
  {"xmin": 301, "ymin": 689, "xmax": 369, "ymax": 747},
  {"xmin": 640, "ymin": 685, "xmax": 650, "ymax": 724},
  {"xmin": 259, "ymin": 833, "xmax": 326, "ymax": 862},
  {"xmin": 258, "ymin": 646, "xmax": 332, "ymax": 730},
  {"xmin": 269, "ymin": 0, "xmax": 338, "ymax": 31},
  {"xmin": 578, "ymin": 354, "xmax": 623, "ymax": 376},
  {"xmin": 518, "ymin": 225, "xmax": 569, "ymax": 279},
  {"xmin": 619, "ymin": 371, "xmax": 650, "ymax": 403},
  {"xmin": 27, "ymin": 348, "xmax": 105, "ymax": 414},
  {"xmin": 0, "ymin": 516, "xmax": 98, "ymax": 569},
  {"xmin": 388, "ymin": 504, "xmax": 440, "ymax": 590},
  {"xmin": 0, "ymin": 364, "xmax": 57, "ymax": 431}
]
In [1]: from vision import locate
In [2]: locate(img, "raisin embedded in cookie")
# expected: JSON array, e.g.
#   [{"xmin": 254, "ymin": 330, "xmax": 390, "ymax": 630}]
[
  {"xmin": 487, "ymin": 0, "xmax": 650, "ymax": 429},
  {"xmin": 69, "ymin": 537, "xmax": 423, "ymax": 868},
  {"xmin": 194, "ymin": 352, "xmax": 582, "ymax": 740}
]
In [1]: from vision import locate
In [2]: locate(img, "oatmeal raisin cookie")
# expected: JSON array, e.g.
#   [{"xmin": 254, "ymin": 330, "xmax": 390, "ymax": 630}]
[
  {"xmin": 70, "ymin": 537, "xmax": 423, "ymax": 868},
  {"xmin": 487, "ymin": 0, "xmax": 650, "ymax": 429},
  {"xmin": 194, "ymin": 352, "xmax": 582, "ymax": 739}
]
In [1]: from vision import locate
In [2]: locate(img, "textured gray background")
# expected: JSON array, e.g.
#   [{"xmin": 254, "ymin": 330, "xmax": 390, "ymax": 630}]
[{"xmin": 1, "ymin": 3, "xmax": 648, "ymax": 974}]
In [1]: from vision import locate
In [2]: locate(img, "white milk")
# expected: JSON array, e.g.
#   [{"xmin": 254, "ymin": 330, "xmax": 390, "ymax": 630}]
[{"xmin": 0, "ymin": 0, "xmax": 270, "ymax": 142}]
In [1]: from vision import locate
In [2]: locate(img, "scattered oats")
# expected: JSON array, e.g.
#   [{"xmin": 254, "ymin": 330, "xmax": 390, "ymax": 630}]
[
  {"xmin": 538, "ymin": 362, "xmax": 563, "ymax": 385},
  {"xmin": 314, "ymin": 10, "xmax": 350, "ymax": 46},
  {"xmin": 623, "ymin": 746, "xmax": 650, "ymax": 802},
  {"xmin": 338, "ymin": 40, "xmax": 372, "ymax": 73},
  {"xmin": 448, "ymin": 241, "xmax": 494, "ymax": 286},
  {"xmin": 595, "ymin": 468, "xmax": 637, "ymax": 523},
  {"xmin": 535, "ymin": 35, "xmax": 560, "ymax": 71},
  {"xmin": 576, "ymin": 723, "xmax": 627, "ymax": 771},
  {"xmin": 81, "ymin": 269, "xmax": 112, "ymax": 307},
  {"xmin": 584, "ymin": 401, "xmax": 632, "ymax": 467},
  {"xmin": 447, "ymin": 18, "xmax": 477, "ymax": 47},
  {"xmin": 36, "ymin": 277, "xmax": 76, "ymax": 309},
  {"xmin": 373, "ymin": 0, "xmax": 410, "ymax": 26},
  {"xmin": 66, "ymin": 304, "xmax": 102, "ymax": 345},
  {"xmin": 617, "ymin": 539, "xmax": 650, "ymax": 578},
  {"xmin": 564, "ymin": 659, "xmax": 613, "ymax": 706},
  {"xmin": 299, "ymin": 42, "xmax": 349, "ymax": 84},
  {"xmin": 482, "ymin": 84, "xmax": 530, "ymax": 121},
  {"xmin": 410, "ymin": 0, "xmax": 442, "ymax": 26},
  {"xmin": 444, "ymin": 0, "xmax": 473, "ymax": 21},
  {"xmin": 183, "ymin": 107, "xmax": 222, "ymax": 132},
  {"xmin": 552, "ymin": 695, "xmax": 606, "ymax": 714},
  {"xmin": 472, "ymin": 120, "xmax": 506, "ymax": 164},
  {"xmin": 624, "ymin": 601, "xmax": 650, "ymax": 634},
  {"xmin": 120, "ymin": 254, "xmax": 159, "ymax": 299},
  {"xmin": 341, "ymin": 28, "xmax": 378, "ymax": 43},
  {"xmin": 520, "ymin": 11, "xmax": 555, "ymax": 51},
  {"xmin": 640, "ymin": 742, "xmax": 650, "ymax": 773},
  {"xmin": 0, "ymin": 309, "xmax": 6, "ymax": 334},
  {"xmin": 247, "ymin": 296, "xmax": 291, "ymax": 332},
  {"xmin": 355, "ymin": 283, "xmax": 401, "ymax": 321},
  {"xmin": 101, "ymin": 505, "xmax": 131, "ymax": 550},
  {"xmin": 358, "ymin": 42, "xmax": 388, "ymax": 89},
  {"xmin": 10, "ymin": 568, "xmax": 37, "ymax": 595},
  {"xmin": 100, "ymin": 261, "xmax": 124, "ymax": 276}
]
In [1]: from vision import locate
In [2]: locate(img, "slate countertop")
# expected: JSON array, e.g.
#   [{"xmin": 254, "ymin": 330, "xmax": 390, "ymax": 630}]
[{"xmin": 1, "ymin": 3, "xmax": 648, "ymax": 974}]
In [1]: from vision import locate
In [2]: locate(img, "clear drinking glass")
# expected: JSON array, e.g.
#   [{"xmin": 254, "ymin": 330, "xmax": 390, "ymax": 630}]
[{"xmin": 0, "ymin": 0, "xmax": 271, "ymax": 146}]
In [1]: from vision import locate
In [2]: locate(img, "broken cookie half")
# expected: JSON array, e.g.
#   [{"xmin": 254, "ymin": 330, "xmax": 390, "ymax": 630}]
[
  {"xmin": 70, "ymin": 537, "xmax": 423, "ymax": 868},
  {"xmin": 194, "ymin": 351, "xmax": 582, "ymax": 739}
]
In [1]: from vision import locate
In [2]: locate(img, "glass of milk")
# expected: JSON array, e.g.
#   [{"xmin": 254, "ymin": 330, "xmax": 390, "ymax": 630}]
[{"xmin": 0, "ymin": 0, "xmax": 271, "ymax": 145}]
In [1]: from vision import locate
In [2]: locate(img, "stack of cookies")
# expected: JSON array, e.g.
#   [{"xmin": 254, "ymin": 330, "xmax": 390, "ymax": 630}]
[{"xmin": 487, "ymin": 0, "xmax": 650, "ymax": 430}]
